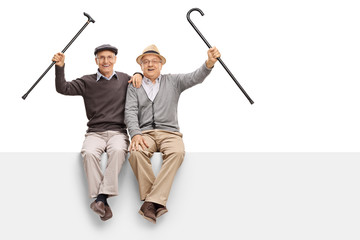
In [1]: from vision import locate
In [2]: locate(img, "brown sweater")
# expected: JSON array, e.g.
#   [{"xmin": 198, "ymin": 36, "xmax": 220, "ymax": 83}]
[{"xmin": 55, "ymin": 65, "xmax": 130, "ymax": 133}]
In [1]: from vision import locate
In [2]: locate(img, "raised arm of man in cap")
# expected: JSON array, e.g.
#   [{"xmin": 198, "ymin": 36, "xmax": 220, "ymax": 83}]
[{"xmin": 52, "ymin": 54, "xmax": 142, "ymax": 95}]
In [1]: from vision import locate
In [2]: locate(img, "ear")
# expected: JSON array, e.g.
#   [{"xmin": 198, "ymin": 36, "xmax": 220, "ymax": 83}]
[{"xmin": 95, "ymin": 57, "xmax": 99, "ymax": 65}]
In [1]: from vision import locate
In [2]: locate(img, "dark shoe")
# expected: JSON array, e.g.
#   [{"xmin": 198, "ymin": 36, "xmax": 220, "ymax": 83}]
[
  {"xmin": 100, "ymin": 205, "xmax": 113, "ymax": 221},
  {"xmin": 139, "ymin": 202, "xmax": 156, "ymax": 224},
  {"xmin": 154, "ymin": 203, "xmax": 168, "ymax": 218},
  {"xmin": 90, "ymin": 200, "xmax": 105, "ymax": 217}
]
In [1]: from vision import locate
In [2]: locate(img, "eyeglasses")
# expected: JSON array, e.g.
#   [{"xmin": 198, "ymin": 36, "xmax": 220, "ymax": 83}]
[
  {"xmin": 141, "ymin": 59, "xmax": 162, "ymax": 65},
  {"xmin": 97, "ymin": 56, "xmax": 115, "ymax": 62}
]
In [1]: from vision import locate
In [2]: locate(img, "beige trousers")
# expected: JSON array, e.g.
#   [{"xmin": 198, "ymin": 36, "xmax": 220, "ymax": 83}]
[
  {"xmin": 81, "ymin": 131, "xmax": 129, "ymax": 198},
  {"xmin": 128, "ymin": 130, "xmax": 185, "ymax": 206}
]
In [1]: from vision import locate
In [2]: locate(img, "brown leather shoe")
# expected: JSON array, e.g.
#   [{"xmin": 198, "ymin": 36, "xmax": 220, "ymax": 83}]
[
  {"xmin": 139, "ymin": 202, "xmax": 156, "ymax": 224},
  {"xmin": 100, "ymin": 205, "xmax": 113, "ymax": 221},
  {"xmin": 90, "ymin": 201, "xmax": 105, "ymax": 217},
  {"xmin": 154, "ymin": 203, "xmax": 168, "ymax": 218}
]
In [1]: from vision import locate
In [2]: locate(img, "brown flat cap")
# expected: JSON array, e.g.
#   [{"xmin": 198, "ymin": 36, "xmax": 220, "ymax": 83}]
[{"xmin": 94, "ymin": 44, "xmax": 118, "ymax": 55}]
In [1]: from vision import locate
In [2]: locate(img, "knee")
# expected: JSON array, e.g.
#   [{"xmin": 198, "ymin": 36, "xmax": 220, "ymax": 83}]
[
  {"xmin": 170, "ymin": 150, "xmax": 185, "ymax": 159},
  {"xmin": 108, "ymin": 147, "xmax": 127, "ymax": 156},
  {"xmin": 129, "ymin": 149, "xmax": 145, "ymax": 160},
  {"xmin": 165, "ymin": 150, "xmax": 185, "ymax": 165},
  {"xmin": 106, "ymin": 147, "xmax": 127, "ymax": 165},
  {"xmin": 129, "ymin": 149, "xmax": 150, "ymax": 164},
  {"xmin": 81, "ymin": 148, "xmax": 101, "ymax": 163}
]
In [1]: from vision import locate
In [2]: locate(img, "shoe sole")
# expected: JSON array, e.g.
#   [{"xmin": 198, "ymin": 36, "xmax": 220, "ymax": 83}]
[
  {"xmin": 100, "ymin": 215, "xmax": 112, "ymax": 221},
  {"xmin": 156, "ymin": 209, "xmax": 168, "ymax": 218},
  {"xmin": 138, "ymin": 210, "xmax": 156, "ymax": 224}
]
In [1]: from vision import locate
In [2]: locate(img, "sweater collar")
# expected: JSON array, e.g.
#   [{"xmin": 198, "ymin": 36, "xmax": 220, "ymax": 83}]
[{"xmin": 96, "ymin": 70, "xmax": 117, "ymax": 81}]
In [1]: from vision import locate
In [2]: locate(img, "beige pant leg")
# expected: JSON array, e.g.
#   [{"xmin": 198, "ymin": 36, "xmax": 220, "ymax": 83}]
[
  {"xmin": 128, "ymin": 132, "xmax": 157, "ymax": 201},
  {"xmin": 99, "ymin": 131, "xmax": 129, "ymax": 197},
  {"xmin": 145, "ymin": 130, "xmax": 185, "ymax": 206},
  {"xmin": 81, "ymin": 132, "xmax": 107, "ymax": 198}
]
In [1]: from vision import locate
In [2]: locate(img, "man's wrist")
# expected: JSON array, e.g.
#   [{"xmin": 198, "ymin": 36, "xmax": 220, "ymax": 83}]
[
  {"xmin": 205, "ymin": 60, "xmax": 215, "ymax": 69},
  {"xmin": 131, "ymin": 133, "xmax": 142, "ymax": 140},
  {"xmin": 55, "ymin": 63, "xmax": 65, "ymax": 68}
]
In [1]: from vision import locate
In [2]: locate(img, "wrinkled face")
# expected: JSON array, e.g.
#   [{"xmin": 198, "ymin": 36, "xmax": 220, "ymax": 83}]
[
  {"xmin": 95, "ymin": 50, "xmax": 117, "ymax": 77},
  {"xmin": 140, "ymin": 54, "xmax": 163, "ymax": 81}
]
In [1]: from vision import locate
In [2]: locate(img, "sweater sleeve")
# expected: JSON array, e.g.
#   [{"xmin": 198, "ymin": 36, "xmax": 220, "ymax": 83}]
[
  {"xmin": 172, "ymin": 62, "xmax": 212, "ymax": 93},
  {"xmin": 125, "ymin": 84, "xmax": 142, "ymax": 139},
  {"xmin": 55, "ymin": 65, "xmax": 85, "ymax": 96}
]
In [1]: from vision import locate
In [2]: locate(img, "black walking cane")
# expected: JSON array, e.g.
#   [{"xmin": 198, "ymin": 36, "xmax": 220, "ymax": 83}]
[
  {"xmin": 22, "ymin": 12, "xmax": 95, "ymax": 100},
  {"xmin": 187, "ymin": 8, "xmax": 254, "ymax": 104}
]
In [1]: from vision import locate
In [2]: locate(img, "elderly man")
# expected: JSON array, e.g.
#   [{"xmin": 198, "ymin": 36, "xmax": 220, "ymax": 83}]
[
  {"xmin": 125, "ymin": 44, "xmax": 221, "ymax": 223},
  {"xmin": 52, "ymin": 44, "xmax": 142, "ymax": 221}
]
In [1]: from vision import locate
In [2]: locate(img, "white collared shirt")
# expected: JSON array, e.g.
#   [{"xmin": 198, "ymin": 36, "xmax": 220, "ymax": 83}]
[
  {"xmin": 142, "ymin": 75, "xmax": 161, "ymax": 101},
  {"xmin": 96, "ymin": 70, "xmax": 117, "ymax": 81}
]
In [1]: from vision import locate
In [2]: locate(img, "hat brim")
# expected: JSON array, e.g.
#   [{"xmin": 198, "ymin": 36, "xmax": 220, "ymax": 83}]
[{"xmin": 136, "ymin": 53, "xmax": 166, "ymax": 65}]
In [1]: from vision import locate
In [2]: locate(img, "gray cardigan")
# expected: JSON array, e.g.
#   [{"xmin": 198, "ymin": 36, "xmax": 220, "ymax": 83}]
[{"xmin": 125, "ymin": 62, "xmax": 212, "ymax": 138}]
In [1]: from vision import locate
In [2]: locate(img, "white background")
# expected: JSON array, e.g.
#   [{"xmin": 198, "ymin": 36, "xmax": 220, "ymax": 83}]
[
  {"xmin": 1, "ymin": 1, "xmax": 360, "ymax": 239},
  {"xmin": 1, "ymin": 0, "xmax": 360, "ymax": 152}
]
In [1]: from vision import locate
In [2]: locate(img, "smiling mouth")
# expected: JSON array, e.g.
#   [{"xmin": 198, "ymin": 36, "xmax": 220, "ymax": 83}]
[{"xmin": 148, "ymin": 69, "xmax": 154, "ymax": 71}]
